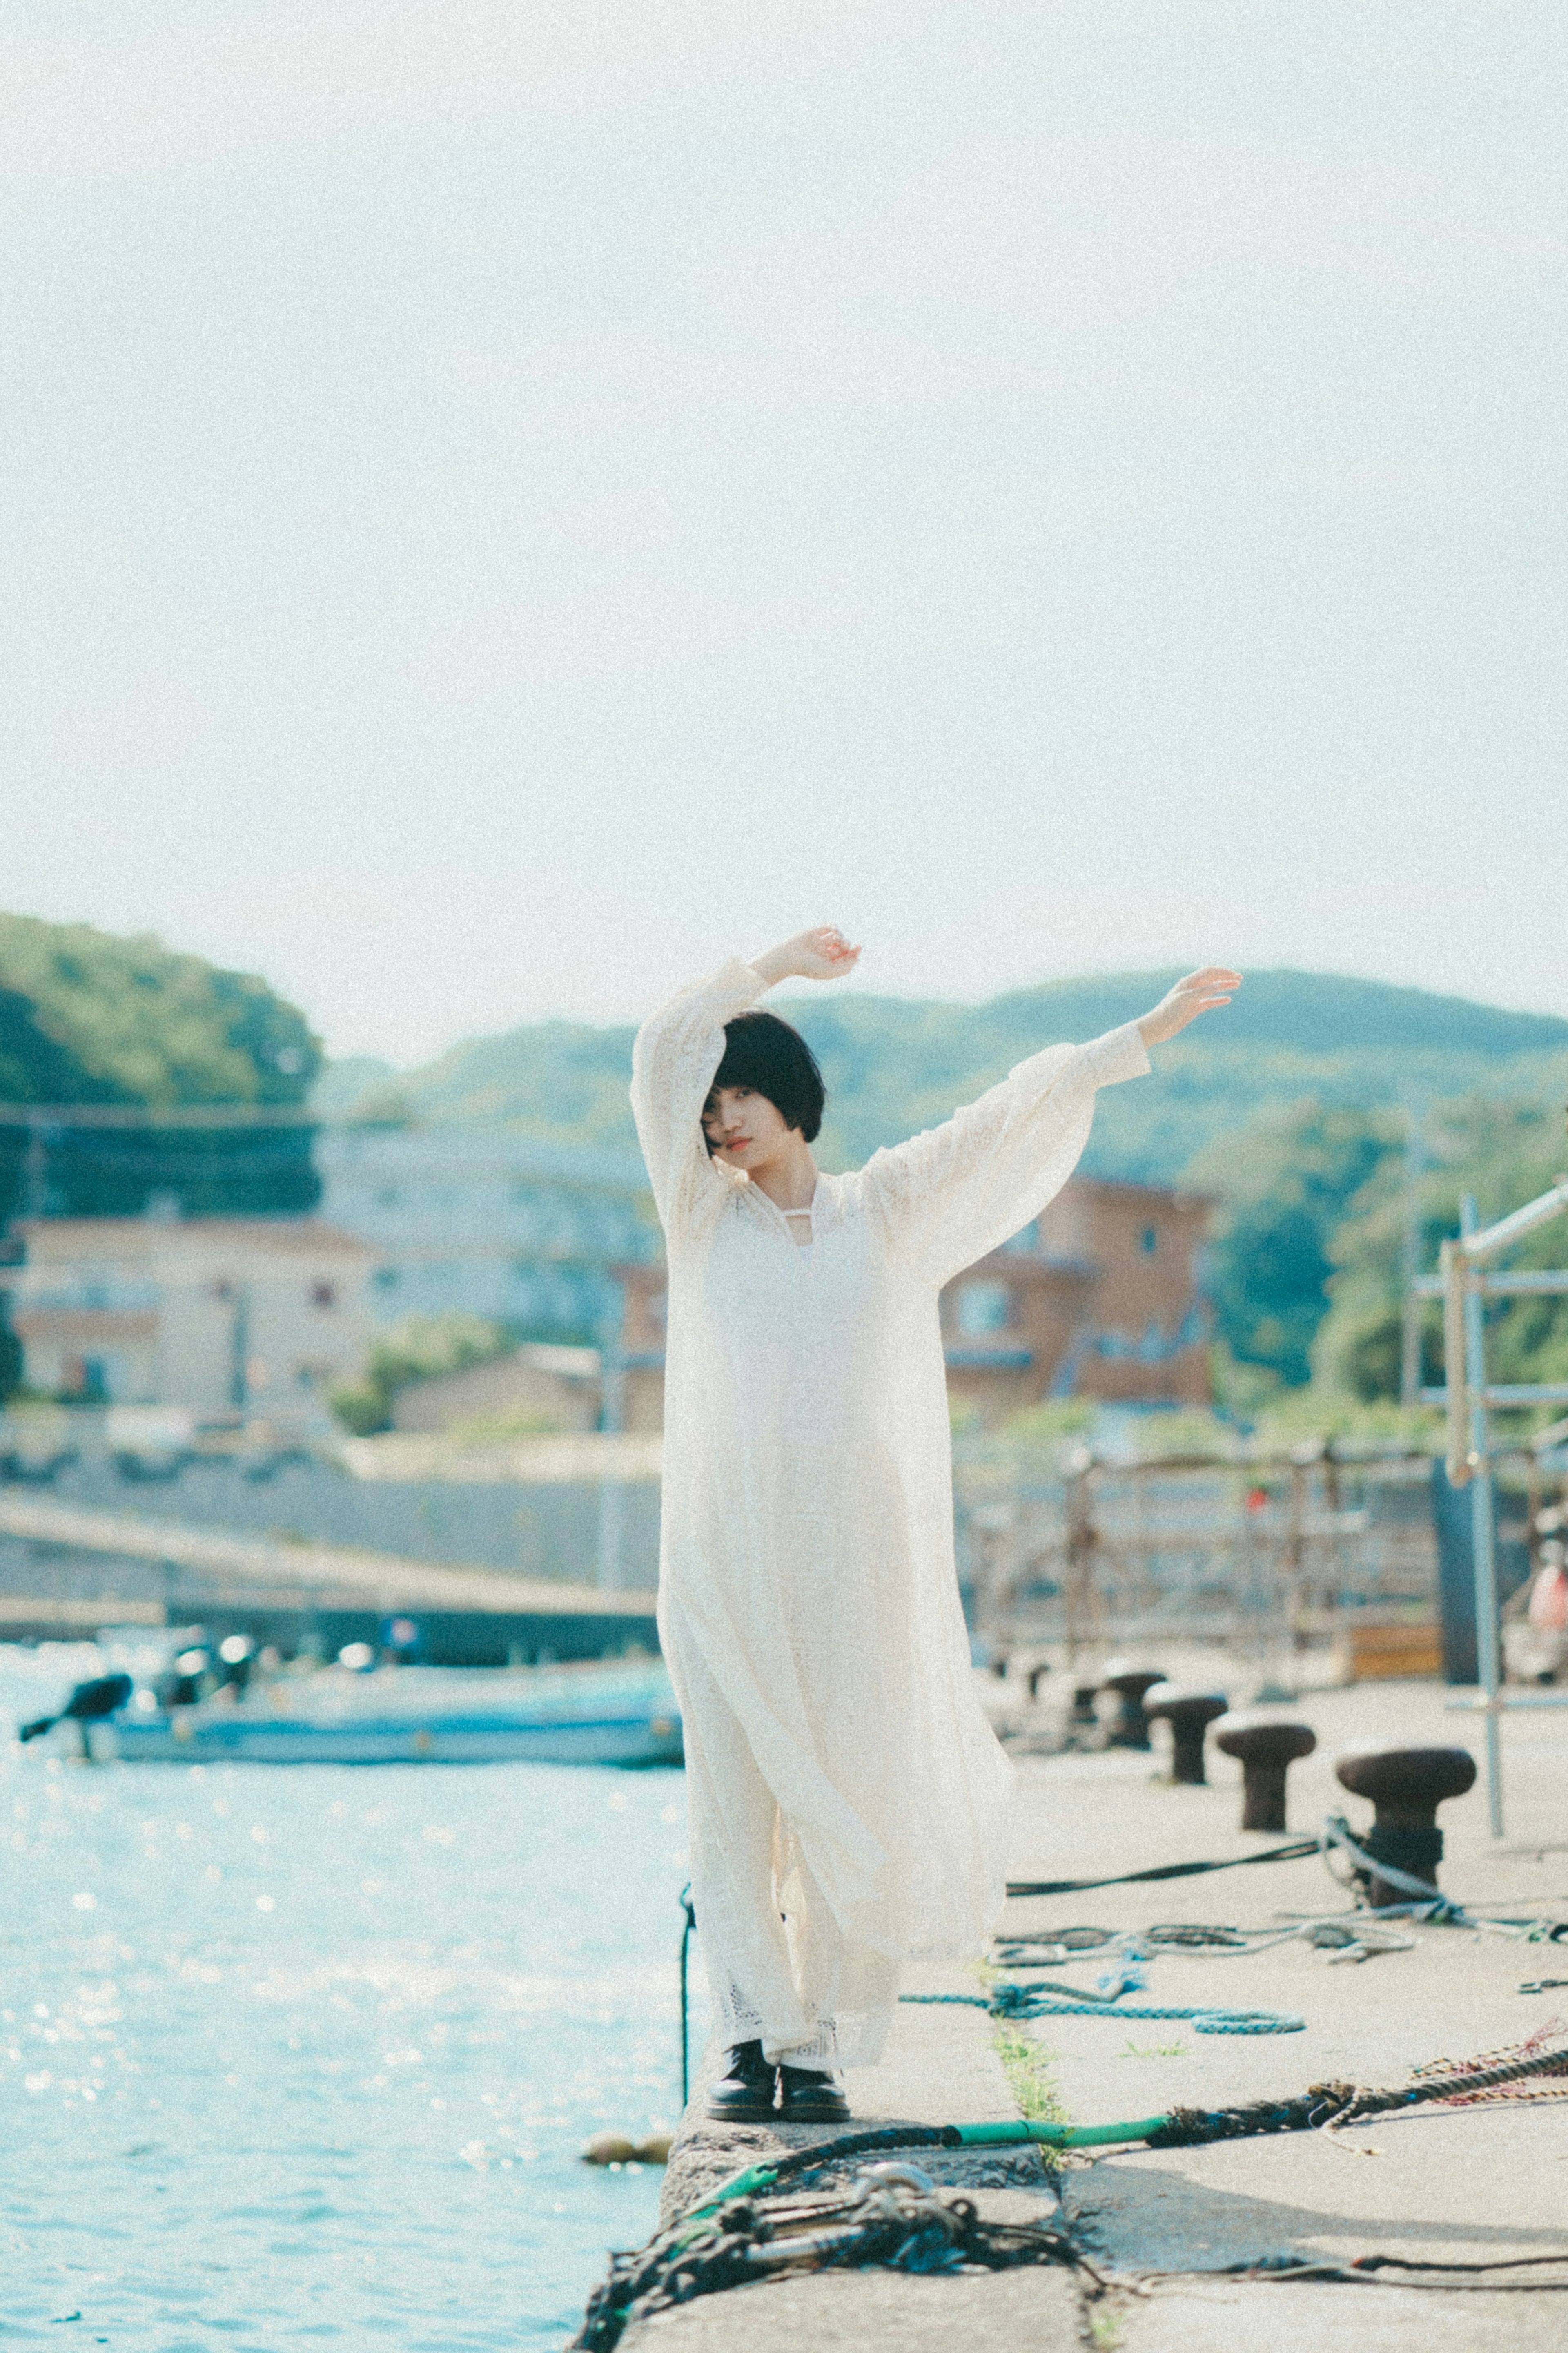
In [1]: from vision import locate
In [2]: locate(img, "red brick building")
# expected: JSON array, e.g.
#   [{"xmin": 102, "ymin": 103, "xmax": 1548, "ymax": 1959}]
[{"xmin": 942, "ymin": 1176, "xmax": 1211, "ymax": 1422}]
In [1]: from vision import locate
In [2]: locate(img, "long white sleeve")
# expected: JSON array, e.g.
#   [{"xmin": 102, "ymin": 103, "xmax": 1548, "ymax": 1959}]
[
  {"xmin": 629, "ymin": 959, "xmax": 767, "ymax": 1236},
  {"xmin": 1075, "ymin": 1020, "xmax": 1152, "ymax": 1092},
  {"xmin": 855, "ymin": 1021, "xmax": 1150, "ymax": 1286}
]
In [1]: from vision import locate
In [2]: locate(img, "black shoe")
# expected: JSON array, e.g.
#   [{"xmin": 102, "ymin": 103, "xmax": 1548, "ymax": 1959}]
[
  {"xmin": 706, "ymin": 2040, "xmax": 779, "ymax": 2122},
  {"xmin": 776, "ymin": 2063, "xmax": 851, "ymax": 2123}
]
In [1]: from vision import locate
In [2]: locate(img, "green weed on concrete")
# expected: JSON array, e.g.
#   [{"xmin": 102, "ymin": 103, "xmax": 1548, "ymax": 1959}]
[{"xmin": 992, "ymin": 2023, "xmax": 1067, "ymax": 2126}]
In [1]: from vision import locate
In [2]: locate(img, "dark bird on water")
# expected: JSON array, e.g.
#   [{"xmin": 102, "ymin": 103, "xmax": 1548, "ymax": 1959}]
[{"xmin": 19, "ymin": 1674, "xmax": 134, "ymax": 1758}]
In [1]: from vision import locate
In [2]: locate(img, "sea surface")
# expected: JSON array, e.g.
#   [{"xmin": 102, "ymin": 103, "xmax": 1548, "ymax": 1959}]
[{"xmin": 0, "ymin": 1647, "xmax": 704, "ymax": 2351}]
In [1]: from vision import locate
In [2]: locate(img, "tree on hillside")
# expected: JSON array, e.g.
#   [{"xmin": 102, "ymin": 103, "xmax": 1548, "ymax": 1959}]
[
  {"xmin": 1316, "ymin": 1096, "xmax": 1568, "ymax": 1407},
  {"xmin": 0, "ymin": 914, "xmax": 322, "ymax": 1227},
  {"xmin": 1184, "ymin": 1103, "xmax": 1400, "ymax": 1390}
]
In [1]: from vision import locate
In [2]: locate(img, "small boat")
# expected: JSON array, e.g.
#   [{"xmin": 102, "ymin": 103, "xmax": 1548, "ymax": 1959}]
[
  {"xmin": 105, "ymin": 1659, "xmax": 682, "ymax": 1768},
  {"xmin": 109, "ymin": 1702, "xmax": 683, "ymax": 1766}
]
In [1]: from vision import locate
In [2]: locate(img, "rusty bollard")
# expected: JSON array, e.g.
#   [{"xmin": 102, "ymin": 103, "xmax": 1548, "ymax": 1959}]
[
  {"xmin": 1334, "ymin": 1744, "xmax": 1477, "ymax": 1907},
  {"xmin": 1100, "ymin": 1665, "xmax": 1169, "ymax": 1752},
  {"xmin": 1144, "ymin": 1684, "xmax": 1228, "ymax": 1785},
  {"xmin": 1214, "ymin": 1713, "xmax": 1316, "ymax": 1833}
]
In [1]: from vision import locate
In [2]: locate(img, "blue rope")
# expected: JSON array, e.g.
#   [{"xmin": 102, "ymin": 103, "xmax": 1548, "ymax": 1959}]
[{"xmin": 902, "ymin": 1983, "xmax": 1304, "ymax": 2036}]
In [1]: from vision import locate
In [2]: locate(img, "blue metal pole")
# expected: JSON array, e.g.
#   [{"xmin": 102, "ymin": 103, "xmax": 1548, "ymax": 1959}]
[{"xmin": 1461, "ymin": 1195, "xmax": 1503, "ymax": 1836}]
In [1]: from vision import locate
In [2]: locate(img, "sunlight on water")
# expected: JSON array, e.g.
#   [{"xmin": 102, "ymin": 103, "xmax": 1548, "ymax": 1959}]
[{"xmin": 0, "ymin": 1650, "xmax": 706, "ymax": 2351}]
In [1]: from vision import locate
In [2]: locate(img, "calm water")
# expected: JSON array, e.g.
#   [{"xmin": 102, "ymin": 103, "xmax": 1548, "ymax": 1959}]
[{"xmin": 0, "ymin": 1648, "xmax": 704, "ymax": 2351}]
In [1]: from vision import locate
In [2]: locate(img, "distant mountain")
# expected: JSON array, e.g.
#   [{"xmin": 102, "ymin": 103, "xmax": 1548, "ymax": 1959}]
[
  {"xmin": 319, "ymin": 970, "xmax": 1568, "ymax": 1189},
  {"xmin": 956, "ymin": 970, "xmax": 1568, "ymax": 1059},
  {"xmin": 367, "ymin": 1021, "xmax": 648, "ymax": 1156}
]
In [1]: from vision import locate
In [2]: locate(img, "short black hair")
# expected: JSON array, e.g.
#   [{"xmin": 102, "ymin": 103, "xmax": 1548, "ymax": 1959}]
[{"xmin": 706, "ymin": 1010, "xmax": 825, "ymax": 1144}]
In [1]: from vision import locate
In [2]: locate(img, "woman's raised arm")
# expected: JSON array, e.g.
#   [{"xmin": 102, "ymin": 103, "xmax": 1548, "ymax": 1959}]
[
  {"xmin": 748, "ymin": 927, "xmax": 862, "ymax": 990},
  {"xmin": 858, "ymin": 967, "xmax": 1240, "ymax": 1285},
  {"xmin": 629, "ymin": 928, "xmax": 861, "ymax": 1235},
  {"xmin": 1135, "ymin": 968, "xmax": 1242, "ymax": 1048}
]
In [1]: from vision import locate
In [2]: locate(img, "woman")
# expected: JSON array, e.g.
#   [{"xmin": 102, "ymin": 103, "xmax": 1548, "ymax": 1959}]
[{"xmin": 631, "ymin": 928, "xmax": 1238, "ymax": 2123}]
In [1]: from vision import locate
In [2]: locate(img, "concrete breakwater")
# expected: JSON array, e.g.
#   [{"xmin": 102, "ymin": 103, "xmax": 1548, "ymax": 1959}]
[
  {"xmin": 0, "ymin": 1439, "xmax": 662, "ymax": 1657},
  {"xmin": 611, "ymin": 1677, "xmax": 1568, "ymax": 2352}
]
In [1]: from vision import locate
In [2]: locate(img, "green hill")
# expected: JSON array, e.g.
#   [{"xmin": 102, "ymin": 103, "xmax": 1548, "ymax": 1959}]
[
  {"xmin": 0, "ymin": 913, "xmax": 322, "ymax": 1223},
  {"xmin": 782, "ymin": 975, "xmax": 1568, "ymax": 1186},
  {"xmin": 327, "ymin": 968, "xmax": 1568, "ymax": 1187}
]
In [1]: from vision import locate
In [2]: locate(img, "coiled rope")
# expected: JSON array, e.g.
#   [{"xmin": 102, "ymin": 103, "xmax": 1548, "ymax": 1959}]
[
  {"xmin": 1154, "ymin": 2250, "xmax": 1568, "ymax": 2292},
  {"xmin": 568, "ymin": 2165, "xmax": 1093, "ymax": 2353},
  {"xmin": 1007, "ymin": 1820, "xmax": 1522, "ymax": 1922},
  {"xmin": 1007, "ymin": 1814, "xmax": 1568, "ymax": 1939},
  {"xmin": 677, "ymin": 1884, "xmax": 696, "ymax": 2106},
  {"xmin": 901, "ymin": 1983, "xmax": 1305, "ymax": 2034},
  {"xmin": 1007, "ymin": 1835, "xmax": 1319, "ymax": 1899},
  {"xmin": 1149, "ymin": 2034, "xmax": 1568, "ymax": 2143}
]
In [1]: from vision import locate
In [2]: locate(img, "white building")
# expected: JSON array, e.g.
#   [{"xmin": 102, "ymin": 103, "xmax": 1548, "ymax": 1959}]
[
  {"xmin": 390, "ymin": 1342, "xmax": 605, "ymax": 1435},
  {"xmin": 3, "ymin": 1218, "xmax": 375, "ymax": 1416},
  {"xmin": 314, "ymin": 1126, "xmax": 656, "ymax": 1341}
]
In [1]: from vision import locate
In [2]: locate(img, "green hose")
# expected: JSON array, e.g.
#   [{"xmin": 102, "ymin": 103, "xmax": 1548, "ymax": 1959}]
[
  {"xmin": 956, "ymin": 2116, "xmax": 1171, "ymax": 2148},
  {"xmin": 679, "ymin": 2114, "xmax": 1170, "ymax": 2230},
  {"xmin": 679, "ymin": 2021, "xmax": 1568, "ymax": 2235}
]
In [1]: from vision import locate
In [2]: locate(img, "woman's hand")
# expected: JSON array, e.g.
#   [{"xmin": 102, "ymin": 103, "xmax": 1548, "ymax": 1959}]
[
  {"xmin": 1136, "ymin": 967, "xmax": 1242, "ymax": 1048},
  {"xmin": 750, "ymin": 926, "xmax": 862, "ymax": 988}
]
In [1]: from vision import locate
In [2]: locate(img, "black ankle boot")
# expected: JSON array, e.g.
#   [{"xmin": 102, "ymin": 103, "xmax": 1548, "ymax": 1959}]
[
  {"xmin": 775, "ymin": 2062, "xmax": 850, "ymax": 2123},
  {"xmin": 706, "ymin": 2039, "xmax": 779, "ymax": 2122}
]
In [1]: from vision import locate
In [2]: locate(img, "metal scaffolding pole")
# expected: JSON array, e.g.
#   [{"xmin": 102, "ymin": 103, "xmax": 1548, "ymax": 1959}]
[
  {"xmin": 1459, "ymin": 1194, "xmax": 1504, "ymax": 1836},
  {"xmin": 1423, "ymin": 1176, "xmax": 1568, "ymax": 1837},
  {"xmin": 1400, "ymin": 1100, "xmax": 1427, "ymax": 1408}
]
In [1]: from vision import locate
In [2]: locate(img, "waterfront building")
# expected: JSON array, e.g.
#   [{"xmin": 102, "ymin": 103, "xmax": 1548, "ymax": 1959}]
[
  {"xmin": 944, "ymin": 1176, "xmax": 1212, "ymax": 1421},
  {"xmin": 2, "ymin": 1217, "xmax": 374, "ymax": 1414},
  {"xmin": 313, "ymin": 1126, "xmax": 657, "ymax": 1344}
]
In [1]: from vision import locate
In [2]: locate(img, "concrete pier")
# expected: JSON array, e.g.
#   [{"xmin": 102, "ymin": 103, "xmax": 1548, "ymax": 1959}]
[
  {"xmin": 619, "ymin": 1678, "xmax": 1568, "ymax": 2350},
  {"xmin": 624, "ymin": 1987, "xmax": 1069, "ymax": 2352}
]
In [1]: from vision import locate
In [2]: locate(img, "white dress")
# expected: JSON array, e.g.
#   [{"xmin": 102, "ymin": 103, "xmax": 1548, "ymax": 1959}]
[{"xmin": 631, "ymin": 960, "xmax": 1149, "ymax": 2068}]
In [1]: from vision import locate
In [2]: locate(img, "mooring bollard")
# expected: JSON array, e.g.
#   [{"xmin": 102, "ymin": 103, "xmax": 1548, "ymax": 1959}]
[
  {"xmin": 1213, "ymin": 1713, "xmax": 1316, "ymax": 1832},
  {"xmin": 1334, "ymin": 1744, "xmax": 1477, "ymax": 1907},
  {"xmin": 1099, "ymin": 1665, "xmax": 1168, "ymax": 1751},
  {"xmin": 1143, "ymin": 1684, "xmax": 1228, "ymax": 1785}
]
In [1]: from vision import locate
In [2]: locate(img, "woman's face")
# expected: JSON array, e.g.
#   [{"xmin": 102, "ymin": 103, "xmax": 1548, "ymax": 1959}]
[{"xmin": 701, "ymin": 1084, "xmax": 795, "ymax": 1171}]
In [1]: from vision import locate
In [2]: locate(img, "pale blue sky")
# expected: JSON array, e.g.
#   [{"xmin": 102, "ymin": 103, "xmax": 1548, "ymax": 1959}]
[{"xmin": 4, "ymin": 1, "xmax": 1563, "ymax": 1064}]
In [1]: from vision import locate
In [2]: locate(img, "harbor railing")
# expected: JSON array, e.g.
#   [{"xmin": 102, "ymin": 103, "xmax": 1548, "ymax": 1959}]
[
  {"xmin": 957, "ymin": 1443, "xmax": 1446, "ymax": 1675},
  {"xmin": 1413, "ymin": 1179, "xmax": 1568, "ymax": 1834}
]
